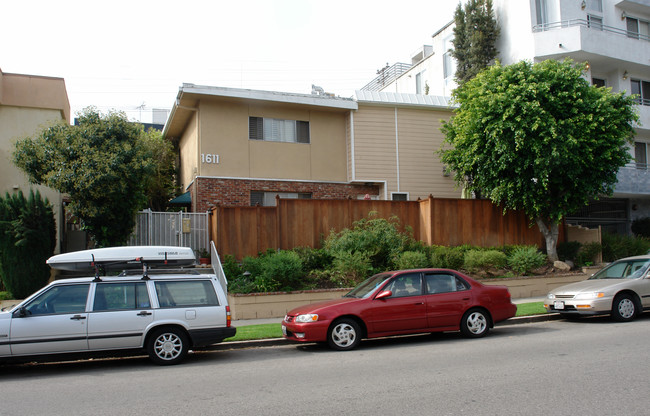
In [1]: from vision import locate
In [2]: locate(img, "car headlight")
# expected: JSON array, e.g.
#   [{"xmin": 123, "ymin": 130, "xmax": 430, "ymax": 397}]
[
  {"xmin": 547, "ymin": 293, "xmax": 555, "ymax": 300},
  {"xmin": 574, "ymin": 292, "xmax": 605, "ymax": 300},
  {"xmin": 295, "ymin": 314, "xmax": 319, "ymax": 323}
]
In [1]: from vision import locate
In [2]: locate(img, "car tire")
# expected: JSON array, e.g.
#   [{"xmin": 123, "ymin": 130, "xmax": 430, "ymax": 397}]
[
  {"xmin": 460, "ymin": 308, "xmax": 490, "ymax": 338},
  {"xmin": 611, "ymin": 294, "xmax": 637, "ymax": 322},
  {"xmin": 147, "ymin": 327, "xmax": 189, "ymax": 365},
  {"xmin": 327, "ymin": 319, "xmax": 361, "ymax": 351}
]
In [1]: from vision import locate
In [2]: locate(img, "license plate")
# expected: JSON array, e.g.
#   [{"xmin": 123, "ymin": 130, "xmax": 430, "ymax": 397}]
[
  {"xmin": 554, "ymin": 301, "xmax": 565, "ymax": 310},
  {"xmin": 281, "ymin": 325, "xmax": 287, "ymax": 336}
]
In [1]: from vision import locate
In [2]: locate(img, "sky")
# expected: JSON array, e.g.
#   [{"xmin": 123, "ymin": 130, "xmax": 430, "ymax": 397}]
[{"xmin": 1, "ymin": 0, "xmax": 458, "ymax": 123}]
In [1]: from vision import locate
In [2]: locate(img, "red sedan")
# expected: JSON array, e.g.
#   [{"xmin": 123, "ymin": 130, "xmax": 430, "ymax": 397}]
[{"xmin": 282, "ymin": 269, "xmax": 517, "ymax": 350}]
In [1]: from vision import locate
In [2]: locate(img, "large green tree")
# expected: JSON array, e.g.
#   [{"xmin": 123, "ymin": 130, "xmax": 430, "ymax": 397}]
[
  {"xmin": 13, "ymin": 108, "xmax": 161, "ymax": 247},
  {"xmin": 141, "ymin": 128, "xmax": 177, "ymax": 211},
  {"xmin": 440, "ymin": 60, "xmax": 638, "ymax": 261},
  {"xmin": 451, "ymin": 0, "xmax": 500, "ymax": 85}
]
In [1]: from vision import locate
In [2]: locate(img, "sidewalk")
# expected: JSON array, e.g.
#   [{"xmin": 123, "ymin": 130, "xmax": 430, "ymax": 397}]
[{"xmin": 231, "ymin": 296, "xmax": 547, "ymax": 327}]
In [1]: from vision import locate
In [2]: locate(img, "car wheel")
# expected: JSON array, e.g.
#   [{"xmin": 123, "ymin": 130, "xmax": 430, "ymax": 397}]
[
  {"xmin": 147, "ymin": 327, "xmax": 189, "ymax": 365},
  {"xmin": 328, "ymin": 319, "xmax": 361, "ymax": 351},
  {"xmin": 460, "ymin": 309, "xmax": 489, "ymax": 338},
  {"xmin": 612, "ymin": 294, "xmax": 637, "ymax": 322}
]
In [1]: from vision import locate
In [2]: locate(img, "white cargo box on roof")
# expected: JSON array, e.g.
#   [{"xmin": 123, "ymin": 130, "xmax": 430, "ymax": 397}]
[{"xmin": 47, "ymin": 246, "xmax": 196, "ymax": 271}]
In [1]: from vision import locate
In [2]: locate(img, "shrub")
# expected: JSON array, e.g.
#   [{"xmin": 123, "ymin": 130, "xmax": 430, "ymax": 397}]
[
  {"xmin": 254, "ymin": 250, "xmax": 304, "ymax": 292},
  {"xmin": 331, "ymin": 250, "xmax": 373, "ymax": 286},
  {"xmin": 601, "ymin": 233, "xmax": 650, "ymax": 262},
  {"xmin": 508, "ymin": 246, "xmax": 546, "ymax": 275},
  {"xmin": 0, "ymin": 191, "xmax": 56, "ymax": 299},
  {"xmin": 557, "ymin": 241, "xmax": 581, "ymax": 263},
  {"xmin": 576, "ymin": 242, "xmax": 602, "ymax": 266},
  {"xmin": 292, "ymin": 247, "xmax": 333, "ymax": 273},
  {"xmin": 0, "ymin": 291, "xmax": 12, "ymax": 300},
  {"xmin": 221, "ymin": 254, "xmax": 242, "ymax": 280},
  {"xmin": 324, "ymin": 214, "xmax": 411, "ymax": 273},
  {"xmin": 463, "ymin": 249, "xmax": 507, "ymax": 273},
  {"xmin": 632, "ymin": 217, "xmax": 650, "ymax": 238},
  {"xmin": 394, "ymin": 251, "xmax": 430, "ymax": 270},
  {"xmin": 430, "ymin": 246, "xmax": 465, "ymax": 270}
]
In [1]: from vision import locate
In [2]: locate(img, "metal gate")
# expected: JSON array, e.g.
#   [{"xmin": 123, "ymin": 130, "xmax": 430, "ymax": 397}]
[{"xmin": 128, "ymin": 209, "xmax": 209, "ymax": 253}]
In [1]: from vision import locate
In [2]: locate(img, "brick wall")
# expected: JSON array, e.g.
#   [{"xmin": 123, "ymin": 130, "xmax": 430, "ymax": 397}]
[{"xmin": 192, "ymin": 177, "xmax": 379, "ymax": 211}]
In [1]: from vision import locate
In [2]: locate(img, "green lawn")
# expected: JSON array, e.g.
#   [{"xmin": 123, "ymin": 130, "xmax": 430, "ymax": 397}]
[{"xmin": 225, "ymin": 302, "xmax": 547, "ymax": 342}]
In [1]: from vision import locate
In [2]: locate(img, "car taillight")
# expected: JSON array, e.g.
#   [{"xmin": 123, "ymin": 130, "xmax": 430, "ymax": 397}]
[{"xmin": 226, "ymin": 306, "xmax": 232, "ymax": 327}]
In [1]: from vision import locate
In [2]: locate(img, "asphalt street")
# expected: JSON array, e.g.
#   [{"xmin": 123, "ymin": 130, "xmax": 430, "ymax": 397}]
[{"xmin": 2, "ymin": 315, "xmax": 649, "ymax": 415}]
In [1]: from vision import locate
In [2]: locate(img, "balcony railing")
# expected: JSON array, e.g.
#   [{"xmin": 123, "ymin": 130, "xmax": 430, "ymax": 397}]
[
  {"xmin": 361, "ymin": 63, "xmax": 413, "ymax": 92},
  {"xmin": 533, "ymin": 19, "xmax": 650, "ymax": 42},
  {"xmin": 615, "ymin": 163, "xmax": 650, "ymax": 195}
]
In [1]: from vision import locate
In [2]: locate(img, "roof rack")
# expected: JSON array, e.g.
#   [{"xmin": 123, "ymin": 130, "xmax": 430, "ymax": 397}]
[{"xmin": 118, "ymin": 268, "xmax": 201, "ymax": 277}]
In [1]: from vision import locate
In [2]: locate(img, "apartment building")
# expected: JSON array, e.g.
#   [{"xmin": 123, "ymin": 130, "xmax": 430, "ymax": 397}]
[
  {"xmin": 162, "ymin": 84, "xmax": 460, "ymax": 212},
  {"xmin": 0, "ymin": 68, "xmax": 70, "ymax": 251},
  {"xmin": 366, "ymin": 0, "xmax": 650, "ymax": 232}
]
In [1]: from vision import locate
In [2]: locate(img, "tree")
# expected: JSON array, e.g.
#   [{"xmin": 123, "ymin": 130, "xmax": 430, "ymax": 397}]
[
  {"xmin": 440, "ymin": 60, "xmax": 638, "ymax": 261},
  {"xmin": 141, "ymin": 128, "xmax": 177, "ymax": 211},
  {"xmin": 451, "ymin": 0, "xmax": 500, "ymax": 85},
  {"xmin": 0, "ymin": 190, "xmax": 56, "ymax": 298},
  {"xmin": 13, "ymin": 108, "xmax": 157, "ymax": 247}
]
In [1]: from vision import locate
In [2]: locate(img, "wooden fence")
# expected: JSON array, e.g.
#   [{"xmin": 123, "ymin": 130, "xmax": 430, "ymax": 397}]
[{"xmin": 210, "ymin": 196, "xmax": 562, "ymax": 259}]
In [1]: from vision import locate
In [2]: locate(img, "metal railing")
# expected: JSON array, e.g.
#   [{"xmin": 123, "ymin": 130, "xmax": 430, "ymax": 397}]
[
  {"xmin": 361, "ymin": 62, "xmax": 413, "ymax": 92},
  {"xmin": 533, "ymin": 19, "xmax": 650, "ymax": 42},
  {"xmin": 128, "ymin": 209, "xmax": 209, "ymax": 254}
]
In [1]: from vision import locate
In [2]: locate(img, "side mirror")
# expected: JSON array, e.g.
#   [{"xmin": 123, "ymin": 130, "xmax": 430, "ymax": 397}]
[
  {"xmin": 13, "ymin": 307, "xmax": 28, "ymax": 318},
  {"xmin": 375, "ymin": 290, "xmax": 392, "ymax": 300}
]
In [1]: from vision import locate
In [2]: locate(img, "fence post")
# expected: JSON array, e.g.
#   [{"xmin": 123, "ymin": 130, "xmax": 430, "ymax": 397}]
[{"xmin": 146, "ymin": 208, "xmax": 153, "ymax": 245}]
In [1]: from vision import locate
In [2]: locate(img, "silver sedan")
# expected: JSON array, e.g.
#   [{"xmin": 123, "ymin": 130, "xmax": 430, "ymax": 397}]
[{"xmin": 544, "ymin": 255, "xmax": 650, "ymax": 321}]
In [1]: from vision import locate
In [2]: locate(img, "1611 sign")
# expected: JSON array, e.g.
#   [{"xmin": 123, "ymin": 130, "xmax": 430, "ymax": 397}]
[{"xmin": 201, "ymin": 153, "xmax": 219, "ymax": 164}]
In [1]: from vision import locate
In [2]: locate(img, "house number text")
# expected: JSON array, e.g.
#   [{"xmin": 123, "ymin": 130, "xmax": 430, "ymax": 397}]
[{"xmin": 201, "ymin": 153, "xmax": 219, "ymax": 164}]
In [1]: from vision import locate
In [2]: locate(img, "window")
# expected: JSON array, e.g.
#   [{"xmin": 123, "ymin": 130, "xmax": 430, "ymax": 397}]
[
  {"xmin": 250, "ymin": 191, "xmax": 311, "ymax": 206},
  {"xmin": 631, "ymin": 79, "xmax": 650, "ymax": 106},
  {"xmin": 626, "ymin": 17, "xmax": 650, "ymax": 40},
  {"xmin": 24, "ymin": 284, "xmax": 90, "ymax": 316},
  {"xmin": 154, "ymin": 280, "xmax": 219, "ymax": 308},
  {"xmin": 585, "ymin": 0, "xmax": 602, "ymax": 12},
  {"xmin": 249, "ymin": 117, "xmax": 310, "ymax": 143},
  {"xmin": 535, "ymin": 0, "xmax": 548, "ymax": 26},
  {"xmin": 424, "ymin": 274, "xmax": 469, "ymax": 294},
  {"xmin": 636, "ymin": 142, "xmax": 648, "ymax": 169},
  {"xmin": 592, "ymin": 78, "xmax": 606, "ymax": 88},
  {"xmin": 443, "ymin": 36, "xmax": 455, "ymax": 83},
  {"xmin": 383, "ymin": 273, "xmax": 422, "ymax": 298},
  {"xmin": 415, "ymin": 70, "xmax": 426, "ymax": 94},
  {"xmin": 391, "ymin": 193, "xmax": 408, "ymax": 201},
  {"xmin": 94, "ymin": 282, "xmax": 150, "ymax": 311},
  {"xmin": 587, "ymin": 14, "xmax": 603, "ymax": 30}
]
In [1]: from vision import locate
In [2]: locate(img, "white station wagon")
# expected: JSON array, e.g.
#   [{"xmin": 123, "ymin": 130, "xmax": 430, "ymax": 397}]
[{"xmin": 0, "ymin": 246, "xmax": 235, "ymax": 365}]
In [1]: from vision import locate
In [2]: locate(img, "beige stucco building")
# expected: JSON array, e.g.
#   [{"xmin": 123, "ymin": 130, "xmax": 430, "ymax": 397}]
[
  {"xmin": 163, "ymin": 84, "xmax": 460, "ymax": 212},
  {"xmin": 0, "ymin": 68, "xmax": 70, "ymax": 251}
]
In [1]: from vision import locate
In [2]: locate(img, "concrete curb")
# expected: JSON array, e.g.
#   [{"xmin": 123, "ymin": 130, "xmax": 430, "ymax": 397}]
[{"xmin": 209, "ymin": 313, "xmax": 561, "ymax": 351}]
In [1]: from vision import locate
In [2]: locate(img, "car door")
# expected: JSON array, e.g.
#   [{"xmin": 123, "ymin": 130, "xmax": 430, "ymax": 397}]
[
  {"xmin": 87, "ymin": 281, "xmax": 154, "ymax": 350},
  {"xmin": 365, "ymin": 273, "xmax": 427, "ymax": 335},
  {"xmin": 424, "ymin": 273, "xmax": 472, "ymax": 329},
  {"xmin": 625, "ymin": 260, "xmax": 650, "ymax": 309},
  {"xmin": 9, "ymin": 283, "xmax": 90, "ymax": 356}
]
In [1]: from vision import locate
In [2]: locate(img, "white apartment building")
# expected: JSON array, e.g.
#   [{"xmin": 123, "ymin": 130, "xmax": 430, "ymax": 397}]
[{"xmin": 363, "ymin": 0, "xmax": 650, "ymax": 233}]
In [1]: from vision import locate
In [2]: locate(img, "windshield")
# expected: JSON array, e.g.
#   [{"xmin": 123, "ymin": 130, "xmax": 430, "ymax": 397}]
[
  {"xmin": 589, "ymin": 259, "xmax": 650, "ymax": 280},
  {"xmin": 344, "ymin": 273, "xmax": 392, "ymax": 298}
]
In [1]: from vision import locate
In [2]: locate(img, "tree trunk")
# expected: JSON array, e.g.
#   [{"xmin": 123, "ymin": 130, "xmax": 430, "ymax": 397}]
[{"xmin": 535, "ymin": 217, "xmax": 559, "ymax": 262}]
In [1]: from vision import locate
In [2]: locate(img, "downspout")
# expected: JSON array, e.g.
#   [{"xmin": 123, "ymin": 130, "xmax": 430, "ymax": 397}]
[
  {"xmin": 350, "ymin": 111, "xmax": 356, "ymax": 181},
  {"xmin": 395, "ymin": 107, "xmax": 400, "ymax": 193}
]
